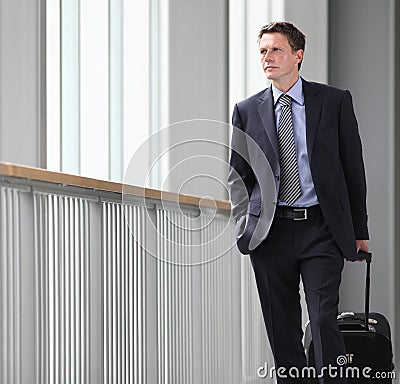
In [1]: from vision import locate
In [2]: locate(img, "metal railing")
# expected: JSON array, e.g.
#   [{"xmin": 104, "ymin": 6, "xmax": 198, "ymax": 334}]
[{"xmin": 0, "ymin": 163, "xmax": 271, "ymax": 384}]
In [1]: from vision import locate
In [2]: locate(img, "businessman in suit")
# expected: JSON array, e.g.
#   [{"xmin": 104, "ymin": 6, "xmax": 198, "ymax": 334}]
[{"xmin": 228, "ymin": 22, "xmax": 369, "ymax": 383}]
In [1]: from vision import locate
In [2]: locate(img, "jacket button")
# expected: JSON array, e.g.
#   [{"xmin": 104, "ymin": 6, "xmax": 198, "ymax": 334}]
[{"xmin": 275, "ymin": 175, "xmax": 280, "ymax": 181}]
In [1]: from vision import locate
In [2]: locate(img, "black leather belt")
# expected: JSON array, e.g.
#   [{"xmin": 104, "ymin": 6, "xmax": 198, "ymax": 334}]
[{"xmin": 275, "ymin": 205, "xmax": 320, "ymax": 220}]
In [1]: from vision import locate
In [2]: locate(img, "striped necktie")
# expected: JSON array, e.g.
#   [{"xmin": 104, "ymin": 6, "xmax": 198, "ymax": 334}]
[{"xmin": 277, "ymin": 94, "xmax": 302, "ymax": 205}]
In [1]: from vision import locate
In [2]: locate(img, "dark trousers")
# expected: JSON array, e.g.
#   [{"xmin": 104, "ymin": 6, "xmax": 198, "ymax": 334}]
[{"xmin": 250, "ymin": 207, "xmax": 347, "ymax": 384}]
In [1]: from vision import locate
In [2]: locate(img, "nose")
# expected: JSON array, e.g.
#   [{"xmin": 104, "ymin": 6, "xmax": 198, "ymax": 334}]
[{"xmin": 264, "ymin": 50, "xmax": 272, "ymax": 63}]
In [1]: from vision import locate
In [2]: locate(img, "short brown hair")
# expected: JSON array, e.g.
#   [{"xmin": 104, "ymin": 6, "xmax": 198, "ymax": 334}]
[{"xmin": 258, "ymin": 21, "xmax": 306, "ymax": 70}]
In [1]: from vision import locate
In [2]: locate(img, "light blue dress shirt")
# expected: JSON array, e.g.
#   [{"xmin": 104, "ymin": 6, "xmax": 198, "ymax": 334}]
[{"xmin": 272, "ymin": 77, "xmax": 319, "ymax": 207}]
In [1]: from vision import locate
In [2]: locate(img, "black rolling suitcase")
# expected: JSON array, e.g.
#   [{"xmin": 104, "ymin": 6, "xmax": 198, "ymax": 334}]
[{"xmin": 304, "ymin": 252, "xmax": 394, "ymax": 383}]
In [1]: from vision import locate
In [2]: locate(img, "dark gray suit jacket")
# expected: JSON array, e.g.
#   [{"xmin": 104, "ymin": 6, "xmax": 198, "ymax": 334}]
[{"xmin": 228, "ymin": 78, "xmax": 369, "ymax": 259}]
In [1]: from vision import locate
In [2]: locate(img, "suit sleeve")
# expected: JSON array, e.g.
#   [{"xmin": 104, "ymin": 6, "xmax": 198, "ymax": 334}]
[
  {"xmin": 228, "ymin": 104, "xmax": 255, "ymax": 221},
  {"xmin": 338, "ymin": 90, "xmax": 369, "ymax": 240}
]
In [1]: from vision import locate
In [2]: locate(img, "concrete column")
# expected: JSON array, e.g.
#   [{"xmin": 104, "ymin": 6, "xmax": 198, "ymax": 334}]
[
  {"xmin": 0, "ymin": 0, "xmax": 46, "ymax": 167},
  {"xmin": 165, "ymin": 0, "xmax": 229, "ymax": 200},
  {"xmin": 284, "ymin": 0, "xmax": 328, "ymax": 83}
]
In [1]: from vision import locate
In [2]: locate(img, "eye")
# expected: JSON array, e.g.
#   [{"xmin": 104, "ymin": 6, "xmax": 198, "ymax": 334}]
[
  {"xmin": 273, "ymin": 47, "xmax": 281, "ymax": 52},
  {"xmin": 260, "ymin": 49, "xmax": 266, "ymax": 56}
]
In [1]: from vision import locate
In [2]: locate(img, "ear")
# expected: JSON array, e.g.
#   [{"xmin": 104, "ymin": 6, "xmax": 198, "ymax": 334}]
[{"xmin": 296, "ymin": 49, "xmax": 304, "ymax": 64}]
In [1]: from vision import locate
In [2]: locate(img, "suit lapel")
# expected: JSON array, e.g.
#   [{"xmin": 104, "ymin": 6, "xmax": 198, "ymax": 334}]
[
  {"xmin": 302, "ymin": 79, "xmax": 322, "ymax": 161},
  {"xmin": 256, "ymin": 87, "xmax": 279, "ymax": 170}
]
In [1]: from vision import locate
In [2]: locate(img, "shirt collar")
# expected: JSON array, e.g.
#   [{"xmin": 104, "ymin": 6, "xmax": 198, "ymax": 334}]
[{"xmin": 272, "ymin": 77, "xmax": 304, "ymax": 106}]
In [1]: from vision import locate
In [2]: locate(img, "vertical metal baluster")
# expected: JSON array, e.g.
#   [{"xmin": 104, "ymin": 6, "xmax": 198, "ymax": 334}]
[
  {"xmin": 116, "ymin": 204, "xmax": 121, "ymax": 384},
  {"xmin": 224, "ymin": 218, "xmax": 231, "ymax": 384},
  {"xmin": 179, "ymin": 211, "xmax": 184, "ymax": 384},
  {"xmin": 8, "ymin": 189, "xmax": 15, "ymax": 384},
  {"xmin": 189, "ymin": 213, "xmax": 193, "ymax": 384},
  {"xmin": 201, "ymin": 217, "xmax": 207, "ymax": 384},
  {"xmin": 118, "ymin": 203, "xmax": 122, "ymax": 384},
  {"xmin": 58, "ymin": 195, "xmax": 63, "ymax": 384},
  {"xmin": 0, "ymin": 187, "xmax": 5, "ymax": 383},
  {"xmin": 181, "ymin": 212, "xmax": 186, "ymax": 384},
  {"xmin": 162, "ymin": 209, "xmax": 168, "ymax": 384},
  {"xmin": 205, "ymin": 217, "xmax": 211, "ymax": 382},
  {"xmin": 166, "ymin": 209, "xmax": 170, "ymax": 384},
  {"xmin": 179, "ymin": 212, "xmax": 184, "ymax": 384},
  {"xmin": 211, "ymin": 220, "xmax": 215, "ymax": 383},
  {"xmin": 103, "ymin": 202, "xmax": 109, "ymax": 384},
  {"xmin": 142, "ymin": 205, "xmax": 147, "ymax": 384},
  {"xmin": 113, "ymin": 203, "xmax": 118, "ymax": 383},
  {"xmin": 156, "ymin": 209, "xmax": 162, "ymax": 384},
  {"xmin": 77, "ymin": 198, "xmax": 83, "ymax": 384},
  {"xmin": 215, "ymin": 221, "xmax": 219, "ymax": 383},
  {"xmin": 133, "ymin": 206, "xmax": 138, "ymax": 384},
  {"xmin": 129, "ymin": 205, "xmax": 133, "ymax": 383},
  {"xmin": 218, "ymin": 220, "xmax": 222, "ymax": 383},
  {"xmin": 140, "ymin": 206, "xmax": 147, "ymax": 384},
  {"xmin": 180, "ymin": 212, "xmax": 184, "ymax": 384},
  {"xmin": 110, "ymin": 201, "xmax": 114, "ymax": 384},
  {"xmin": 71, "ymin": 197, "xmax": 76, "ymax": 383},
  {"xmin": 185, "ymin": 213, "xmax": 190, "ymax": 384},
  {"xmin": 66, "ymin": 197, "xmax": 72, "ymax": 384},
  {"xmin": 208, "ymin": 216, "xmax": 212, "ymax": 383},
  {"xmin": 171, "ymin": 211, "xmax": 176, "ymax": 384},
  {"xmin": 172, "ymin": 211, "xmax": 177, "ymax": 384},
  {"xmin": 121, "ymin": 204, "xmax": 126, "ymax": 384},
  {"xmin": 33, "ymin": 192, "xmax": 41, "ymax": 384},
  {"xmin": 167, "ymin": 211, "xmax": 173, "ymax": 384},
  {"xmin": 108, "ymin": 202, "xmax": 113, "ymax": 384},
  {"xmin": 112, "ymin": 203, "xmax": 117, "ymax": 384},
  {"xmin": 113, "ymin": 204, "xmax": 118, "ymax": 384},
  {"xmin": 137, "ymin": 205, "xmax": 142, "ymax": 384},
  {"xmin": 123, "ymin": 204, "xmax": 127, "ymax": 384},
  {"xmin": 48, "ymin": 195, "xmax": 54, "ymax": 384},
  {"xmin": 83, "ymin": 199, "xmax": 90, "ymax": 384},
  {"xmin": 43, "ymin": 194, "xmax": 49, "ymax": 384},
  {"xmin": 54, "ymin": 195, "xmax": 60, "ymax": 384},
  {"xmin": 157, "ymin": 209, "xmax": 161, "ymax": 384},
  {"xmin": 122, "ymin": 205, "xmax": 128, "ymax": 384},
  {"xmin": 60, "ymin": 196, "xmax": 66, "ymax": 384},
  {"xmin": 13, "ymin": 190, "xmax": 21, "ymax": 384},
  {"xmin": 41, "ymin": 193, "xmax": 46, "ymax": 384},
  {"xmin": 157, "ymin": 211, "xmax": 163, "ymax": 384},
  {"xmin": 134, "ymin": 205, "xmax": 138, "ymax": 384},
  {"xmin": 219, "ymin": 219, "xmax": 225, "ymax": 384},
  {"xmin": 76, "ymin": 199, "xmax": 82, "ymax": 384},
  {"xmin": 186, "ymin": 213, "xmax": 193, "ymax": 384},
  {"xmin": 73, "ymin": 198, "xmax": 79, "ymax": 384},
  {"xmin": 70, "ymin": 198, "xmax": 75, "ymax": 384}
]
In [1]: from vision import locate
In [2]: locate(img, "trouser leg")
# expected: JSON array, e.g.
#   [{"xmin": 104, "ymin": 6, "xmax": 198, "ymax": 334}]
[
  {"xmin": 297, "ymin": 211, "xmax": 347, "ymax": 384},
  {"xmin": 300, "ymin": 255, "xmax": 346, "ymax": 384},
  {"xmin": 250, "ymin": 218, "xmax": 310, "ymax": 383}
]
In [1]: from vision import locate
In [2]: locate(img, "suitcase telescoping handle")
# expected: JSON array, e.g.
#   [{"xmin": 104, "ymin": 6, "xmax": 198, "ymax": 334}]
[{"xmin": 354, "ymin": 250, "xmax": 372, "ymax": 329}]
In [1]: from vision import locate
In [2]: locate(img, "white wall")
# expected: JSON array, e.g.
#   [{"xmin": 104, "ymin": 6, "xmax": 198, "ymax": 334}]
[
  {"xmin": 0, "ymin": 0, "xmax": 45, "ymax": 167},
  {"xmin": 285, "ymin": 0, "xmax": 328, "ymax": 83},
  {"xmin": 329, "ymin": 0, "xmax": 398, "ymax": 368}
]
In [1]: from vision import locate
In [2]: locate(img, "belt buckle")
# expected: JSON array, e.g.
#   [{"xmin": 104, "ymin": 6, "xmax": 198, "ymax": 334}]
[{"xmin": 293, "ymin": 208, "xmax": 307, "ymax": 220}]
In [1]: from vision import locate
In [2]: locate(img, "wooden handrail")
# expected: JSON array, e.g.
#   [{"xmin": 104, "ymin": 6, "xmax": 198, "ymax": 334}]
[{"xmin": 0, "ymin": 162, "xmax": 231, "ymax": 211}]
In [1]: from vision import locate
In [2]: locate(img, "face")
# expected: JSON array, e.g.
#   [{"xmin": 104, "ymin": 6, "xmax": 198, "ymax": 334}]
[{"xmin": 259, "ymin": 32, "xmax": 303, "ymax": 90}]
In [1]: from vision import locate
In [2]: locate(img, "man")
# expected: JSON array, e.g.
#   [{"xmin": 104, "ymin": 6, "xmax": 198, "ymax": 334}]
[{"xmin": 228, "ymin": 21, "xmax": 369, "ymax": 384}]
